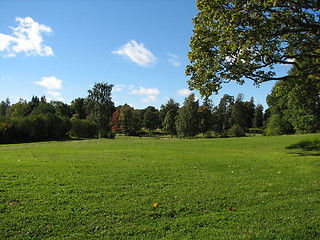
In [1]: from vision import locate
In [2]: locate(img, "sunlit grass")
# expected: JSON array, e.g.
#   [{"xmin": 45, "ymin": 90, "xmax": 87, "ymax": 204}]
[{"xmin": 0, "ymin": 134, "xmax": 319, "ymax": 239}]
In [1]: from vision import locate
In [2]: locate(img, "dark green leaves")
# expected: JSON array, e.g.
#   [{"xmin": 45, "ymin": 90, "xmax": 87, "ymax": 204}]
[{"xmin": 187, "ymin": 0, "xmax": 320, "ymax": 97}]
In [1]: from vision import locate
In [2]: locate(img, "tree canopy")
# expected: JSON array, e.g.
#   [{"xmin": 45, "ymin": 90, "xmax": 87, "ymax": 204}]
[
  {"xmin": 186, "ymin": 0, "xmax": 320, "ymax": 97},
  {"xmin": 176, "ymin": 94, "xmax": 200, "ymax": 138},
  {"xmin": 86, "ymin": 83, "xmax": 115, "ymax": 138},
  {"xmin": 265, "ymin": 58, "xmax": 320, "ymax": 134}
]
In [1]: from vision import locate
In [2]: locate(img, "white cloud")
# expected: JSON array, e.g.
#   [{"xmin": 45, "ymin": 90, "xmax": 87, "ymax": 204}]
[
  {"xmin": 34, "ymin": 76, "xmax": 63, "ymax": 90},
  {"xmin": 112, "ymin": 40, "xmax": 157, "ymax": 67},
  {"xmin": 46, "ymin": 90, "xmax": 64, "ymax": 102},
  {"xmin": 0, "ymin": 34, "xmax": 15, "ymax": 52},
  {"xmin": 142, "ymin": 95, "xmax": 157, "ymax": 103},
  {"xmin": 167, "ymin": 53, "xmax": 181, "ymax": 67},
  {"xmin": 113, "ymin": 84, "xmax": 126, "ymax": 92},
  {"xmin": 56, "ymin": 96, "xmax": 64, "ymax": 102},
  {"xmin": 280, "ymin": 58, "xmax": 296, "ymax": 66},
  {"xmin": 46, "ymin": 90, "xmax": 61, "ymax": 97},
  {"xmin": 130, "ymin": 86, "xmax": 160, "ymax": 95},
  {"xmin": 177, "ymin": 88, "xmax": 191, "ymax": 96},
  {"xmin": 0, "ymin": 76, "xmax": 13, "ymax": 82},
  {"xmin": 0, "ymin": 17, "xmax": 53, "ymax": 57}
]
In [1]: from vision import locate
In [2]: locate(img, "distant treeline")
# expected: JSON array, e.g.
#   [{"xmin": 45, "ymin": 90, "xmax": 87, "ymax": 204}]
[{"xmin": 1, "ymin": 80, "xmax": 319, "ymax": 143}]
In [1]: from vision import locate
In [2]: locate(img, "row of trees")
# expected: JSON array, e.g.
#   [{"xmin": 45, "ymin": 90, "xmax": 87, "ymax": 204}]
[
  {"xmin": 111, "ymin": 93, "xmax": 264, "ymax": 138},
  {"xmin": 0, "ymin": 83, "xmax": 115, "ymax": 142},
  {"xmin": 0, "ymin": 82, "xmax": 266, "ymax": 142},
  {"xmin": 1, "ymin": 65, "xmax": 319, "ymax": 143}
]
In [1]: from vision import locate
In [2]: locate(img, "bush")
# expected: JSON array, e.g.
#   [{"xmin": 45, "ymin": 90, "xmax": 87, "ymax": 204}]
[
  {"xmin": 0, "ymin": 114, "xmax": 71, "ymax": 143},
  {"xmin": 107, "ymin": 132, "xmax": 116, "ymax": 139},
  {"xmin": 227, "ymin": 125, "xmax": 246, "ymax": 137},
  {"xmin": 264, "ymin": 114, "xmax": 294, "ymax": 136},
  {"xmin": 70, "ymin": 119, "xmax": 98, "ymax": 138},
  {"xmin": 0, "ymin": 119, "xmax": 17, "ymax": 143}
]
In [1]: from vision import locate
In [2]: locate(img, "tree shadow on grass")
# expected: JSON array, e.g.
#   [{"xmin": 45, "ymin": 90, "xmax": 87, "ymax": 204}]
[
  {"xmin": 287, "ymin": 151, "xmax": 320, "ymax": 157},
  {"xmin": 0, "ymin": 137, "xmax": 90, "ymax": 145},
  {"xmin": 286, "ymin": 139, "xmax": 320, "ymax": 156}
]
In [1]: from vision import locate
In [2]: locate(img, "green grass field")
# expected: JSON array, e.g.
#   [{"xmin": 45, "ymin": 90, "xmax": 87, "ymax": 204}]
[{"xmin": 1, "ymin": 134, "xmax": 319, "ymax": 239}]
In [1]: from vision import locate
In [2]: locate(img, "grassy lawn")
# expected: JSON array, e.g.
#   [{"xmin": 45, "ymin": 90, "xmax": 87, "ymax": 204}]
[{"xmin": 0, "ymin": 134, "xmax": 319, "ymax": 239}]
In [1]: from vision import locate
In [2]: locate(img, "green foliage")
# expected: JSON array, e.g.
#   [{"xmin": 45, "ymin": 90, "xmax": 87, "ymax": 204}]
[
  {"xmin": 214, "ymin": 94, "xmax": 234, "ymax": 132},
  {"xmin": 70, "ymin": 119, "xmax": 98, "ymax": 138},
  {"xmin": 230, "ymin": 95, "xmax": 255, "ymax": 130},
  {"xmin": 51, "ymin": 101, "xmax": 72, "ymax": 118},
  {"xmin": 266, "ymin": 58, "xmax": 320, "ymax": 135},
  {"xmin": 30, "ymin": 102, "xmax": 56, "ymax": 115},
  {"xmin": 0, "ymin": 135, "xmax": 319, "ymax": 239},
  {"xmin": 176, "ymin": 94, "xmax": 199, "ymax": 138},
  {"xmin": 86, "ymin": 83, "xmax": 115, "ymax": 138},
  {"xmin": 143, "ymin": 106, "xmax": 159, "ymax": 131},
  {"xmin": 159, "ymin": 98, "xmax": 180, "ymax": 127},
  {"xmin": 198, "ymin": 104, "xmax": 213, "ymax": 135},
  {"xmin": 0, "ymin": 118, "xmax": 17, "ymax": 142},
  {"xmin": 253, "ymin": 104, "xmax": 264, "ymax": 128},
  {"xmin": 0, "ymin": 114, "xmax": 71, "ymax": 143},
  {"xmin": 0, "ymin": 98, "xmax": 10, "ymax": 117},
  {"xmin": 264, "ymin": 114, "xmax": 294, "ymax": 136},
  {"xmin": 227, "ymin": 125, "xmax": 246, "ymax": 137},
  {"xmin": 186, "ymin": 0, "xmax": 320, "ymax": 97},
  {"xmin": 11, "ymin": 99, "xmax": 29, "ymax": 117},
  {"xmin": 70, "ymin": 97, "xmax": 86, "ymax": 119},
  {"xmin": 162, "ymin": 109, "xmax": 177, "ymax": 137},
  {"xmin": 119, "ymin": 104, "xmax": 141, "ymax": 136}
]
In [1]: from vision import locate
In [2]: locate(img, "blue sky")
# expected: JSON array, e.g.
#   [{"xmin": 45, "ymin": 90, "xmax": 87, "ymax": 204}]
[{"xmin": 0, "ymin": 0, "xmax": 289, "ymax": 109}]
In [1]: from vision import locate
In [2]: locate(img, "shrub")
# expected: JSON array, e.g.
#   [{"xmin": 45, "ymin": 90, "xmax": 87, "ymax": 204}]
[
  {"xmin": 0, "ymin": 119, "xmax": 17, "ymax": 143},
  {"xmin": 227, "ymin": 125, "xmax": 246, "ymax": 137},
  {"xmin": 70, "ymin": 119, "xmax": 98, "ymax": 138},
  {"xmin": 0, "ymin": 114, "xmax": 71, "ymax": 143}
]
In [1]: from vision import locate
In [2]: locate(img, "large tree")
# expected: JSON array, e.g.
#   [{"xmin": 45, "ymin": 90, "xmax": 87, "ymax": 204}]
[
  {"xmin": 86, "ymin": 82, "xmax": 115, "ymax": 138},
  {"xmin": 71, "ymin": 97, "xmax": 86, "ymax": 119},
  {"xmin": 266, "ymin": 58, "xmax": 320, "ymax": 134},
  {"xmin": 253, "ymin": 104, "xmax": 264, "ymax": 129},
  {"xmin": 186, "ymin": 0, "xmax": 320, "ymax": 97},
  {"xmin": 0, "ymin": 98, "xmax": 10, "ymax": 117},
  {"xmin": 143, "ymin": 106, "xmax": 159, "ymax": 131},
  {"xmin": 159, "ymin": 98, "xmax": 180, "ymax": 126},
  {"xmin": 214, "ymin": 94, "xmax": 234, "ymax": 132},
  {"xmin": 119, "ymin": 104, "xmax": 141, "ymax": 136},
  {"xmin": 175, "ymin": 94, "xmax": 199, "ymax": 138},
  {"xmin": 198, "ymin": 102, "xmax": 213, "ymax": 135},
  {"xmin": 163, "ymin": 109, "xmax": 178, "ymax": 137}
]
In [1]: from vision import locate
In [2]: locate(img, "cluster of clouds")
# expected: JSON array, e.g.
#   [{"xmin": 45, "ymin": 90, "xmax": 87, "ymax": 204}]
[
  {"xmin": 0, "ymin": 17, "xmax": 53, "ymax": 57},
  {"xmin": 112, "ymin": 40, "xmax": 157, "ymax": 67},
  {"xmin": 114, "ymin": 84, "xmax": 192, "ymax": 104},
  {"xmin": 1, "ymin": 17, "xmax": 188, "ymax": 105},
  {"xmin": 131, "ymin": 86, "xmax": 160, "ymax": 103},
  {"xmin": 114, "ymin": 84, "xmax": 160, "ymax": 103},
  {"xmin": 34, "ymin": 76, "xmax": 64, "ymax": 101},
  {"xmin": 177, "ymin": 88, "xmax": 191, "ymax": 96},
  {"xmin": 0, "ymin": 17, "xmax": 62, "ymax": 101},
  {"xmin": 112, "ymin": 40, "xmax": 181, "ymax": 67}
]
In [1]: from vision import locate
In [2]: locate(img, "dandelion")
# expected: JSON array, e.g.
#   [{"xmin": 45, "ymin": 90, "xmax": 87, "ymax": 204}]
[{"xmin": 153, "ymin": 203, "xmax": 159, "ymax": 208}]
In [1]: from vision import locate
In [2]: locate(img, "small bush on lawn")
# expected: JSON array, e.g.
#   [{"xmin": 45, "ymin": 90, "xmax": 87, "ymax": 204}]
[
  {"xmin": 227, "ymin": 125, "xmax": 246, "ymax": 137},
  {"xmin": 70, "ymin": 119, "xmax": 98, "ymax": 138}
]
